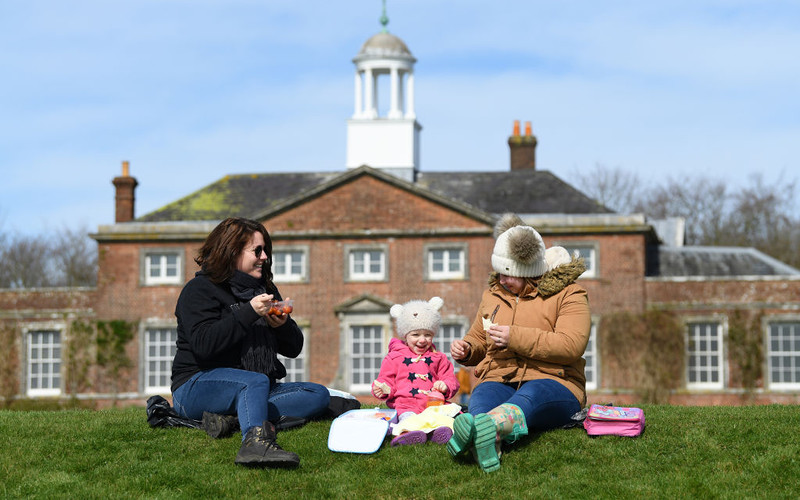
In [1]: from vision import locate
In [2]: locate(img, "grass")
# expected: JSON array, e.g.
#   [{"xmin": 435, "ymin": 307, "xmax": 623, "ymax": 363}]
[{"xmin": 1, "ymin": 405, "xmax": 798, "ymax": 499}]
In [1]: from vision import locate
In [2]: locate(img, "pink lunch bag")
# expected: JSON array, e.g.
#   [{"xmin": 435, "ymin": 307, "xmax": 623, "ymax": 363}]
[{"xmin": 583, "ymin": 404, "xmax": 645, "ymax": 437}]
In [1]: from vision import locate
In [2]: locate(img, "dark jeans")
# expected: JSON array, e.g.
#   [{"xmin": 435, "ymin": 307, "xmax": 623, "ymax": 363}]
[
  {"xmin": 468, "ymin": 379, "xmax": 581, "ymax": 432},
  {"xmin": 172, "ymin": 367, "xmax": 330, "ymax": 439}
]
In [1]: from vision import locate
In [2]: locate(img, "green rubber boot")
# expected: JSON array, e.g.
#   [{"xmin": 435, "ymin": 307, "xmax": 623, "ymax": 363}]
[
  {"xmin": 472, "ymin": 413, "xmax": 501, "ymax": 472},
  {"xmin": 447, "ymin": 413, "xmax": 475, "ymax": 456}
]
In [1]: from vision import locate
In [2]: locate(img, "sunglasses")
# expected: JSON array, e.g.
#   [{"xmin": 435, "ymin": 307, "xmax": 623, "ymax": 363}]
[{"xmin": 251, "ymin": 245, "xmax": 268, "ymax": 259}]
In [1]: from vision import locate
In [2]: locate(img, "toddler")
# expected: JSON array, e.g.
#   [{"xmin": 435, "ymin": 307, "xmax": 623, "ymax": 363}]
[{"xmin": 372, "ymin": 296, "xmax": 460, "ymax": 446}]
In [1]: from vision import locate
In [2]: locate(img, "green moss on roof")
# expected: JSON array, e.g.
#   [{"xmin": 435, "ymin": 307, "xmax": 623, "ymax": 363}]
[{"xmin": 137, "ymin": 172, "xmax": 338, "ymax": 222}]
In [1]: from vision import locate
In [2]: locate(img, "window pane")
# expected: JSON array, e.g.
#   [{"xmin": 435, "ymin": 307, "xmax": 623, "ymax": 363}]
[
  {"xmin": 768, "ymin": 322, "xmax": 800, "ymax": 386},
  {"xmin": 686, "ymin": 322, "xmax": 723, "ymax": 389},
  {"xmin": 28, "ymin": 330, "xmax": 62, "ymax": 395},
  {"xmin": 350, "ymin": 325, "xmax": 383, "ymax": 391},
  {"xmin": 143, "ymin": 328, "xmax": 177, "ymax": 393}
]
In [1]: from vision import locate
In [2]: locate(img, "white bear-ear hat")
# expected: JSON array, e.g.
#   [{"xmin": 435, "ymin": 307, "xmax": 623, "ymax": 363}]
[{"xmin": 390, "ymin": 296, "xmax": 444, "ymax": 338}]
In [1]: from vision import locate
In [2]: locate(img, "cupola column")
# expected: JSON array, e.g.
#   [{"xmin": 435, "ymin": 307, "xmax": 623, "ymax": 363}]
[
  {"xmin": 354, "ymin": 71, "xmax": 363, "ymax": 118},
  {"xmin": 389, "ymin": 66, "xmax": 402, "ymax": 118},
  {"xmin": 405, "ymin": 71, "xmax": 415, "ymax": 119},
  {"xmin": 364, "ymin": 68, "xmax": 377, "ymax": 119}
]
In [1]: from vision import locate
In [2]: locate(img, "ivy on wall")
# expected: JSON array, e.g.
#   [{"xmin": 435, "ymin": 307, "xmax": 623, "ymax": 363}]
[
  {"xmin": 95, "ymin": 320, "xmax": 136, "ymax": 403},
  {"xmin": 65, "ymin": 319, "xmax": 94, "ymax": 397},
  {"xmin": 0, "ymin": 318, "xmax": 137, "ymax": 407},
  {"xmin": 0, "ymin": 321, "xmax": 20, "ymax": 407},
  {"xmin": 728, "ymin": 309, "xmax": 764, "ymax": 395},
  {"xmin": 601, "ymin": 310, "xmax": 685, "ymax": 404}
]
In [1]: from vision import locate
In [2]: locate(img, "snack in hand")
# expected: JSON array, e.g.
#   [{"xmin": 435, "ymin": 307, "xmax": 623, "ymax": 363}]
[
  {"xmin": 373, "ymin": 380, "xmax": 390, "ymax": 396},
  {"xmin": 267, "ymin": 299, "xmax": 294, "ymax": 316},
  {"xmin": 481, "ymin": 317, "xmax": 496, "ymax": 332}
]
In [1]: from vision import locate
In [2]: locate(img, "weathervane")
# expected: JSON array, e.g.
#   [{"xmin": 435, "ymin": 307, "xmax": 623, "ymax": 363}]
[{"xmin": 380, "ymin": 0, "xmax": 389, "ymax": 33}]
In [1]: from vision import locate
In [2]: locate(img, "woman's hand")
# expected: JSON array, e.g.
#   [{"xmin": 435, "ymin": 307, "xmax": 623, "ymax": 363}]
[
  {"xmin": 250, "ymin": 294, "xmax": 275, "ymax": 317},
  {"xmin": 265, "ymin": 312, "xmax": 288, "ymax": 328},
  {"xmin": 487, "ymin": 325, "xmax": 510, "ymax": 348},
  {"xmin": 450, "ymin": 339, "xmax": 471, "ymax": 361}
]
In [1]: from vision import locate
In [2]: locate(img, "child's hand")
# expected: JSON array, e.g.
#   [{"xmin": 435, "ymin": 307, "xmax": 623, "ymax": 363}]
[
  {"xmin": 451, "ymin": 339, "xmax": 471, "ymax": 361},
  {"xmin": 432, "ymin": 380, "xmax": 447, "ymax": 393},
  {"xmin": 372, "ymin": 380, "xmax": 390, "ymax": 398}
]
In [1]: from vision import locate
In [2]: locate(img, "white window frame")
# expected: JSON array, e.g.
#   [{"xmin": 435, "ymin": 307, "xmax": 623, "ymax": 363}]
[
  {"xmin": 559, "ymin": 243, "xmax": 598, "ymax": 278},
  {"xmin": 273, "ymin": 246, "xmax": 309, "ymax": 283},
  {"xmin": 438, "ymin": 322, "xmax": 466, "ymax": 366},
  {"xmin": 277, "ymin": 350, "xmax": 307, "ymax": 383},
  {"xmin": 277, "ymin": 322, "xmax": 309, "ymax": 382},
  {"xmin": 344, "ymin": 244, "xmax": 388, "ymax": 282},
  {"xmin": 584, "ymin": 320, "xmax": 599, "ymax": 391},
  {"xmin": 142, "ymin": 326, "xmax": 177, "ymax": 394},
  {"xmin": 141, "ymin": 248, "xmax": 184, "ymax": 286},
  {"xmin": 685, "ymin": 319, "xmax": 725, "ymax": 390},
  {"xmin": 425, "ymin": 243, "xmax": 467, "ymax": 281},
  {"xmin": 26, "ymin": 327, "xmax": 63, "ymax": 397},
  {"xmin": 348, "ymin": 323, "xmax": 386, "ymax": 393},
  {"xmin": 766, "ymin": 318, "xmax": 800, "ymax": 390}
]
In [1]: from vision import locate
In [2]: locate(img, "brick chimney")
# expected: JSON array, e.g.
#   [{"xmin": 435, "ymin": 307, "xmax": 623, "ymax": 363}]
[
  {"xmin": 112, "ymin": 160, "xmax": 138, "ymax": 223},
  {"xmin": 508, "ymin": 120, "xmax": 537, "ymax": 170}
]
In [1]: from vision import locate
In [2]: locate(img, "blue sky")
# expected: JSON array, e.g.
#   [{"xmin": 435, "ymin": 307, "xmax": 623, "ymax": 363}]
[{"xmin": 1, "ymin": 1, "xmax": 798, "ymax": 236}]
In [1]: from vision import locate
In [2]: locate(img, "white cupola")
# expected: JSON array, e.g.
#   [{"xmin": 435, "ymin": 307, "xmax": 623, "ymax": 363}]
[{"xmin": 346, "ymin": 4, "xmax": 421, "ymax": 182}]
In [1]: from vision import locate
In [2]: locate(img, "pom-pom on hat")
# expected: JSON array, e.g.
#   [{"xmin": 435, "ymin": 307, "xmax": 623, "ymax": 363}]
[
  {"xmin": 390, "ymin": 296, "xmax": 444, "ymax": 338},
  {"xmin": 491, "ymin": 213, "xmax": 547, "ymax": 278}
]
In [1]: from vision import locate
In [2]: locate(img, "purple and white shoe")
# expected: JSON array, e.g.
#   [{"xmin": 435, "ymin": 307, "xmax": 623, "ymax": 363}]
[
  {"xmin": 429, "ymin": 426, "xmax": 454, "ymax": 444},
  {"xmin": 390, "ymin": 430, "xmax": 427, "ymax": 446}
]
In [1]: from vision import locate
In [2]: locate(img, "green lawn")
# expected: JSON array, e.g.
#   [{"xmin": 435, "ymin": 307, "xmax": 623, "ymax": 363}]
[{"xmin": 1, "ymin": 405, "xmax": 797, "ymax": 499}]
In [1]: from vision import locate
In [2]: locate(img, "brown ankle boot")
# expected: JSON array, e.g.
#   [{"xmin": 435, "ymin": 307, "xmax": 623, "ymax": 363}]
[
  {"xmin": 202, "ymin": 412, "xmax": 240, "ymax": 439},
  {"xmin": 234, "ymin": 421, "xmax": 300, "ymax": 468}
]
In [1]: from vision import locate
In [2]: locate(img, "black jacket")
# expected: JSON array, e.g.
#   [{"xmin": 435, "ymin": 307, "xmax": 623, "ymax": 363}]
[{"xmin": 171, "ymin": 272, "xmax": 303, "ymax": 392}]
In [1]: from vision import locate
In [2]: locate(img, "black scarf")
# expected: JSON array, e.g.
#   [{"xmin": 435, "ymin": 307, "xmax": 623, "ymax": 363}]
[{"xmin": 229, "ymin": 270, "xmax": 285, "ymax": 379}]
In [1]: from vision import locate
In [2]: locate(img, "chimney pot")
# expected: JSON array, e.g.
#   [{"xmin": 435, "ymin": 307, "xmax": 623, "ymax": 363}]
[
  {"xmin": 113, "ymin": 161, "xmax": 138, "ymax": 223},
  {"xmin": 508, "ymin": 120, "xmax": 537, "ymax": 171}
]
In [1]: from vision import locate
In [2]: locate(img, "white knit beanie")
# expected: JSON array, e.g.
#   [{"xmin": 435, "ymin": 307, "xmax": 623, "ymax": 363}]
[
  {"xmin": 491, "ymin": 214, "xmax": 547, "ymax": 278},
  {"xmin": 390, "ymin": 297, "xmax": 444, "ymax": 338}
]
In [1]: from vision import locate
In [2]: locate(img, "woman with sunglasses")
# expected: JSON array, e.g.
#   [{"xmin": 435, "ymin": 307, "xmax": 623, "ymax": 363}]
[{"xmin": 171, "ymin": 217, "xmax": 329, "ymax": 468}]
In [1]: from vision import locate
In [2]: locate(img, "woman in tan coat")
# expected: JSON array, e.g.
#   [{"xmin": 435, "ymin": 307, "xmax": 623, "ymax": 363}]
[{"xmin": 448, "ymin": 214, "xmax": 591, "ymax": 473}]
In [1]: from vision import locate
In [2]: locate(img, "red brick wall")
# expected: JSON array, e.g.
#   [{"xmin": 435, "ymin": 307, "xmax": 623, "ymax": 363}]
[
  {"xmin": 263, "ymin": 175, "xmax": 495, "ymax": 385},
  {"xmin": 545, "ymin": 233, "xmax": 648, "ymax": 316},
  {"xmin": 646, "ymin": 278, "xmax": 800, "ymax": 308},
  {"xmin": 266, "ymin": 174, "xmax": 488, "ymax": 233}
]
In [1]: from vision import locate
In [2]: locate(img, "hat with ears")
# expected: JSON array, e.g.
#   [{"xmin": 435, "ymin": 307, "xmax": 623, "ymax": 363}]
[
  {"xmin": 390, "ymin": 296, "xmax": 444, "ymax": 339},
  {"xmin": 545, "ymin": 246, "xmax": 572, "ymax": 272},
  {"xmin": 491, "ymin": 213, "xmax": 548, "ymax": 278}
]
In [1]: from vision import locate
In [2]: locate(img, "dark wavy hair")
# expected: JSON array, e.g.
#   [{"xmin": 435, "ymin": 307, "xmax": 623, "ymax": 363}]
[{"xmin": 195, "ymin": 217, "xmax": 273, "ymax": 284}]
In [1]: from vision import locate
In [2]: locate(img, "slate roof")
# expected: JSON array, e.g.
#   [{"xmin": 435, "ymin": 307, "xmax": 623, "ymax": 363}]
[
  {"xmin": 416, "ymin": 170, "xmax": 612, "ymax": 215},
  {"xmin": 650, "ymin": 246, "xmax": 800, "ymax": 278},
  {"xmin": 137, "ymin": 167, "xmax": 612, "ymax": 223}
]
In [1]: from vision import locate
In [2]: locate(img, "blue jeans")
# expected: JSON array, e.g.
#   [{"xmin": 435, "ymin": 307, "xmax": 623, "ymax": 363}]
[
  {"xmin": 172, "ymin": 367, "xmax": 330, "ymax": 439},
  {"xmin": 468, "ymin": 379, "xmax": 580, "ymax": 433}
]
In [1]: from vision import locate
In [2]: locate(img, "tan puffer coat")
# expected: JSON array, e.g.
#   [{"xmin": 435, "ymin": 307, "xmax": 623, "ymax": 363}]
[{"xmin": 458, "ymin": 258, "xmax": 591, "ymax": 406}]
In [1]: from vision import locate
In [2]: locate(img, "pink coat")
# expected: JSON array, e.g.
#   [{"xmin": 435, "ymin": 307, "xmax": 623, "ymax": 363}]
[{"xmin": 374, "ymin": 337, "xmax": 460, "ymax": 415}]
